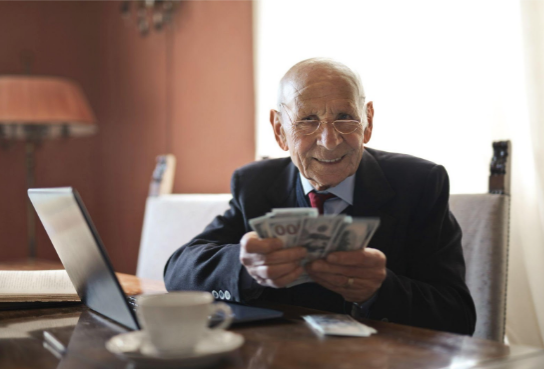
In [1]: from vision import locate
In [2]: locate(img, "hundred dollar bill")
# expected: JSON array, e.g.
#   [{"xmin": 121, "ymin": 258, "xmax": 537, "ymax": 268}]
[
  {"xmin": 359, "ymin": 218, "xmax": 380, "ymax": 249},
  {"xmin": 303, "ymin": 314, "xmax": 377, "ymax": 337},
  {"xmin": 270, "ymin": 208, "xmax": 318, "ymax": 218},
  {"xmin": 335, "ymin": 222, "xmax": 365, "ymax": 252},
  {"xmin": 331, "ymin": 218, "xmax": 380, "ymax": 252},
  {"xmin": 323, "ymin": 216, "xmax": 351, "ymax": 254},
  {"xmin": 267, "ymin": 216, "xmax": 302, "ymax": 248},
  {"xmin": 249, "ymin": 215, "xmax": 271, "ymax": 238},
  {"xmin": 249, "ymin": 208, "xmax": 316, "ymax": 239},
  {"xmin": 297, "ymin": 215, "xmax": 346, "ymax": 262}
]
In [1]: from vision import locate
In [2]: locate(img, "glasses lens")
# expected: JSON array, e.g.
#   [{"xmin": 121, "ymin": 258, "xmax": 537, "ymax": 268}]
[
  {"xmin": 294, "ymin": 121, "xmax": 320, "ymax": 135},
  {"xmin": 334, "ymin": 120, "xmax": 362, "ymax": 134}
]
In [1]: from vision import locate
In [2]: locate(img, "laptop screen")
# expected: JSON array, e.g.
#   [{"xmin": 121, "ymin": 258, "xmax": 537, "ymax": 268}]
[{"xmin": 28, "ymin": 187, "xmax": 139, "ymax": 330}]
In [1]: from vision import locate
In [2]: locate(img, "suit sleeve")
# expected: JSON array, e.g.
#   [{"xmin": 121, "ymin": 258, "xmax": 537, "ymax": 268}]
[
  {"xmin": 368, "ymin": 165, "xmax": 476, "ymax": 335},
  {"xmin": 163, "ymin": 170, "xmax": 263, "ymax": 302}
]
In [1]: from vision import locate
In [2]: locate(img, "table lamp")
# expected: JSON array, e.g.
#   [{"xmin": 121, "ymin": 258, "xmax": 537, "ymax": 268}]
[{"xmin": 0, "ymin": 76, "xmax": 97, "ymax": 259}]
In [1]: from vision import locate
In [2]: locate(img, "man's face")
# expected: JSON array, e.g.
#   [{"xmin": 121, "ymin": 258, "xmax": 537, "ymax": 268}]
[{"xmin": 271, "ymin": 71, "xmax": 373, "ymax": 191}]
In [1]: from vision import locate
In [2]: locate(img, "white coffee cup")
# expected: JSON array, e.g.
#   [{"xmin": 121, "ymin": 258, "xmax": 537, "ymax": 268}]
[{"xmin": 136, "ymin": 291, "xmax": 232, "ymax": 355}]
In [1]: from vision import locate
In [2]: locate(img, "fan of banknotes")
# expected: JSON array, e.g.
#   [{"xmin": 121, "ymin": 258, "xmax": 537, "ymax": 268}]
[{"xmin": 249, "ymin": 208, "xmax": 380, "ymax": 287}]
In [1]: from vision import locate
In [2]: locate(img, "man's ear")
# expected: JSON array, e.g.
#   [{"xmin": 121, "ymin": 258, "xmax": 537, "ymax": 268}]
[
  {"xmin": 363, "ymin": 101, "xmax": 374, "ymax": 144},
  {"xmin": 270, "ymin": 109, "xmax": 289, "ymax": 151}
]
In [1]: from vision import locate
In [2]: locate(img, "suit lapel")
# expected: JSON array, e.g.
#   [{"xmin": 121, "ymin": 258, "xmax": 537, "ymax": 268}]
[
  {"xmin": 352, "ymin": 150, "xmax": 398, "ymax": 257},
  {"xmin": 352, "ymin": 149, "xmax": 395, "ymax": 216},
  {"xmin": 265, "ymin": 159, "xmax": 299, "ymax": 208}
]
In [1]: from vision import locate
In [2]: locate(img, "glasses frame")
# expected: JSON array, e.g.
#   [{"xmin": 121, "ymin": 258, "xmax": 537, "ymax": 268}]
[{"xmin": 279, "ymin": 103, "xmax": 363, "ymax": 136}]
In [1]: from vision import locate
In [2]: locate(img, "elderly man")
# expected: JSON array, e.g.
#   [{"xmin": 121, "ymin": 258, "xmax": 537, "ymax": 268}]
[{"xmin": 164, "ymin": 58, "xmax": 476, "ymax": 335}]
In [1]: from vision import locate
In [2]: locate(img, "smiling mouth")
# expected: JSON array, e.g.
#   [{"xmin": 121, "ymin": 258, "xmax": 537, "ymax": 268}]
[{"xmin": 314, "ymin": 155, "xmax": 346, "ymax": 164}]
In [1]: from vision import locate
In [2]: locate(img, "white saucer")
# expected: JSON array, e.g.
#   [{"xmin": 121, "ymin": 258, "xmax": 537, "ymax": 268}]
[{"xmin": 106, "ymin": 330, "xmax": 244, "ymax": 368}]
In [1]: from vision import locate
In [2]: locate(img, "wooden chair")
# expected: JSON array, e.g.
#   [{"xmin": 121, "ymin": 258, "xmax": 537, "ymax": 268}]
[
  {"xmin": 449, "ymin": 141, "xmax": 511, "ymax": 342},
  {"xmin": 148, "ymin": 154, "xmax": 176, "ymax": 197},
  {"xmin": 137, "ymin": 154, "xmax": 232, "ymax": 280}
]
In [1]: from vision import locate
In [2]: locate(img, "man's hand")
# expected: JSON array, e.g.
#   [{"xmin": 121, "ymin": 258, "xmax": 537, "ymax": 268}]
[
  {"xmin": 240, "ymin": 232, "xmax": 307, "ymax": 288},
  {"xmin": 306, "ymin": 248, "xmax": 386, "ymax": 303}
]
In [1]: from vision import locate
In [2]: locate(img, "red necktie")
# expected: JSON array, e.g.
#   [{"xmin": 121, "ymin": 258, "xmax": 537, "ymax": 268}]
[{"xmin": 308, "ymin": 191, "xmax": 336, "ymax": 215}]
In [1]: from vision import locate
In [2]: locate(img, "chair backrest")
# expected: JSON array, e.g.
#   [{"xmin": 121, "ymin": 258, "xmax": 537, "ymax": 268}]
[
  {"xmin": 136, "ymin": 194, "xmax": 232, "ymax": 281},
  {"xmin": 148, "ymin": 154, "xmax": 176, "ymax": 197},
  {"xmin": 449, "ymin": 141, "xmax": 511, "ymax": 341},
  {"xmin": 138, "ymin": 155, "xmax": 232, "ymax": 280}
]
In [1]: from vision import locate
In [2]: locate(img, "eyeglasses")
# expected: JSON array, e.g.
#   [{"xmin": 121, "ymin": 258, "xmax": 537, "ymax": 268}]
[{"xmin": 280, "ymin": 103, "xmax": 363, "ymax": 136}]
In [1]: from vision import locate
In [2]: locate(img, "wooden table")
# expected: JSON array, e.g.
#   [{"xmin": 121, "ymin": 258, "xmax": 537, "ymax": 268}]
[{"xmin": 1, "ymin": 261, "xmax": 544, "ymax": 369}]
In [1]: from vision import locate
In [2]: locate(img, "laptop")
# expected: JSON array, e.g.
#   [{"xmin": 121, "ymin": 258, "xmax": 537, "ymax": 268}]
[{"xmin": 28, "ymin": 187, "xmax": 283, "ymax": 330}]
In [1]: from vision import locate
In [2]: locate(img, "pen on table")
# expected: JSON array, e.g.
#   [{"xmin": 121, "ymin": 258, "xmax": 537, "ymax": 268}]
[{"xmin": 43, "ymin": 330, "xmax": 67, "ymax": 356}]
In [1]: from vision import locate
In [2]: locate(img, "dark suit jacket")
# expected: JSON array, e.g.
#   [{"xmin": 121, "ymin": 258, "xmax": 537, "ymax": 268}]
[{"xmin": 164, "ymin": 148, "xmax": 476, "ymax": 335}]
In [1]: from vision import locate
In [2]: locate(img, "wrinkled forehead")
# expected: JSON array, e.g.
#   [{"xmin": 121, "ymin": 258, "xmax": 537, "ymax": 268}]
[{"xmin": 279, "ymin": 68, "xmax": 364, "ymax": 111}]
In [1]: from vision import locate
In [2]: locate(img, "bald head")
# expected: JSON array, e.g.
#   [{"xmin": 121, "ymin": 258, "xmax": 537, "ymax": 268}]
[
  {"xmin": 270, "ymin": 58, "xmax": 373, "ymax": 190},
  {"xmin": 277, "ymin": 58, "xmax": 366, "ymax": 111}
]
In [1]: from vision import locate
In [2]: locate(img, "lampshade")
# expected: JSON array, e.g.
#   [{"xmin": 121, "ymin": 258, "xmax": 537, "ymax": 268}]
[{"xmin": 0, "ymin": 76, "xmax": 97, "ymax": 140}]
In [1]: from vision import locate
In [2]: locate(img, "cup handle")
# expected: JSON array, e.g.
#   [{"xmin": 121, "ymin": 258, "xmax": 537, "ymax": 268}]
[{"xmin": 209, "ymin": 302, "xmax": 233, "ymax": 331}]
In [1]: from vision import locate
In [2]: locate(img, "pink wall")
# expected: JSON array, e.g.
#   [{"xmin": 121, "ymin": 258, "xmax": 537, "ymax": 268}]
[
  {"xmin": 0, "ymin": 1, "xmax": 101, "ymax": 261},
  {"xmin": 0, "ymin": 1, "xmax": 255, "ymax": 274}
]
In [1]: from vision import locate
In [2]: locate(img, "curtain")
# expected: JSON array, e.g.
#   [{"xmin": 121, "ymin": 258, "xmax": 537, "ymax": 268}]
[{"xmin": 505, "ymin": 0, "xmax": 544, "ymax": 347}]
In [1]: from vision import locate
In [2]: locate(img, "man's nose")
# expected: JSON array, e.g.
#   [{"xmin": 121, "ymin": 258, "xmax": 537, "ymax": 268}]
[{"xmin": 317, "ymin": 123, "xmax": 343, "ymax": 150}]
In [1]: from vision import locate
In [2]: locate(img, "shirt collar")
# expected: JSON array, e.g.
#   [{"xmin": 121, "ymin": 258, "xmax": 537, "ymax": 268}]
[{"xmin": 299, "ymin": 173, "xmax": 355, "ymax": 206}]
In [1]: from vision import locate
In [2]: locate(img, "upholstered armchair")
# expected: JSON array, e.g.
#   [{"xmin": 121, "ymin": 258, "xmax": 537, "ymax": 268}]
[{"xmin": 450, "ymin": 141, "xmax": 511, "ymax": 342}]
